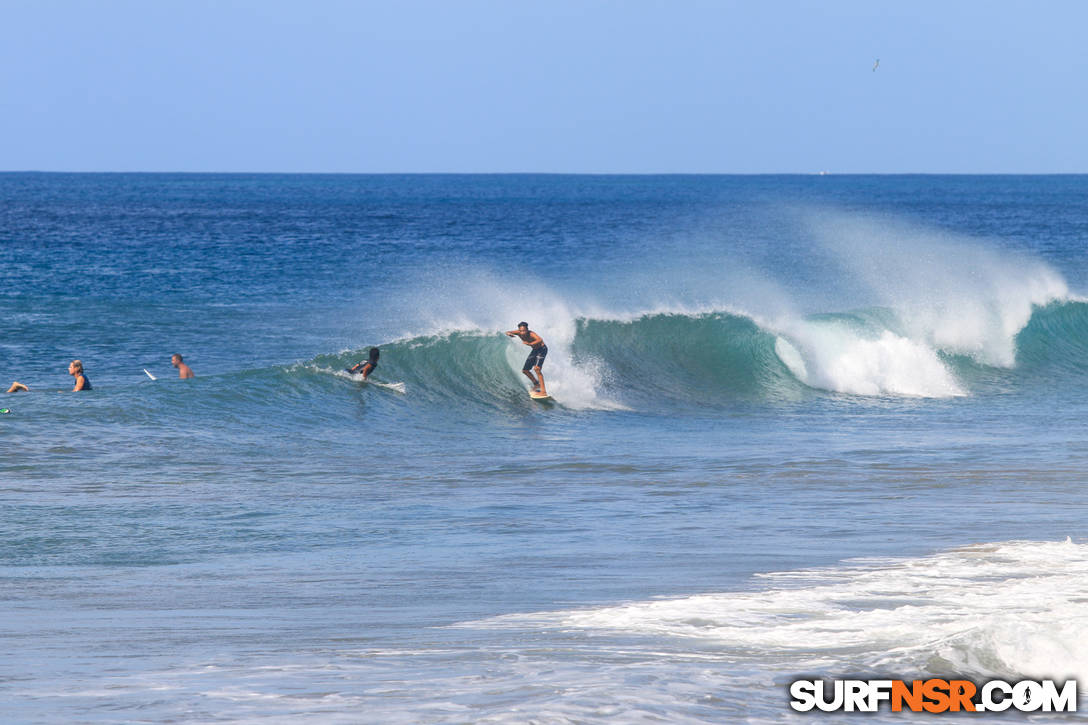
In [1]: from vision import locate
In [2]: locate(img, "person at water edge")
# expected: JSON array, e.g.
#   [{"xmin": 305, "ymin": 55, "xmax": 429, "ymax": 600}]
[
  {"xmin": 69, "ymin": 360, "xmax": 92, "ymax": 391},
  {"xmin": 347, "ymin": 347, "xmax": 380, "ymax": 380},
  {"xmin": 5, "ymin": 382, "xmax": 28, "ymax": 393},
  {"xmin": 172, "ymin": 354, "xmax": 195, "ymax": 379},
  {"xmin": 505, "ymin": 322, "xmax": 548, "ymax": 395}
]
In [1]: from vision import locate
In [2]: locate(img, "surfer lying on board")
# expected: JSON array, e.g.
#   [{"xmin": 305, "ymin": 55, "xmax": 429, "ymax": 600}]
[
  {"xmin": 347, "ymin": 347, "xmax": 380, "ymax": 380},
  {"xmin": 505, "ymin": 322, "xmax": 548, "ymax": 396}
]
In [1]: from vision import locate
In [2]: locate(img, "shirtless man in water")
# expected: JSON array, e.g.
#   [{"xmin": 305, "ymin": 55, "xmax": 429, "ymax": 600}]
[
  {"xmin": 505, "ymin": 322, "xmax": 548, "ymax": 395},
  {"xmin": 172, "ymin": 354, "xmax": 195, "ymax": 379}
]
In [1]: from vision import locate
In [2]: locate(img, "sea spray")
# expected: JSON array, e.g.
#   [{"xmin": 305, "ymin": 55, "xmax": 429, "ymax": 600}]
[{"xmin": 808, "ymin": 210, "xmax": 1070, "ymax": 367}]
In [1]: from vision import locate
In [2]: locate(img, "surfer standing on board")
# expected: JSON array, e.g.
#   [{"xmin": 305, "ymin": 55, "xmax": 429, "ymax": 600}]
[{"xmin": 505, "ymin": 322, "xmax": 548, "ymax": 396}]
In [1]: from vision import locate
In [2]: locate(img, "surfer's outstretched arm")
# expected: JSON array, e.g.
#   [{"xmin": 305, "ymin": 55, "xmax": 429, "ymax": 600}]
[
  {"xmin": 6, "ymin": 381, "xmax": 28, "ymax": 393},
  {"xmin": 506, "ymin": 329, "xmax": 542, "ymax": 346},
  {"xmin": 348, "ymin": 361, "xmax": 375, "ymax": 379}
]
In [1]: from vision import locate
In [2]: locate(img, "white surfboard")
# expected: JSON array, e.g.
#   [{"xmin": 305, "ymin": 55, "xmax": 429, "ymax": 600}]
[
  {"xmin": 344, "ymin": 371, "xmax": 405, "ymax": 393},
  {"xmin": 365, "ymin": 380, "xmax": 407, "ymax": 394},
  {"xmin": 335, "ymin": 367, "xmax": 405, "ymax": 393},
  {"xmin": 143, "ymin": 369, "xmax": 157, "ymax": 381}
]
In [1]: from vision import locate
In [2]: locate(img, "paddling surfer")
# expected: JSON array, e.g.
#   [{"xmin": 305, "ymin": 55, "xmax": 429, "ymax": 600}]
[
  {"xmin": 347, "ymin": 347, "xmax": 380, "ymax": 380},
  {"xmin": 505, "ymin": 322, "xmax": 548, "ymax": 395}
]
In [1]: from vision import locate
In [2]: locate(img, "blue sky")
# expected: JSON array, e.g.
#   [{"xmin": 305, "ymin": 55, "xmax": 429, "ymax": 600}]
[{"xmin": 2, "ymin": 1, "xmax": 1086, "ymax": 173}]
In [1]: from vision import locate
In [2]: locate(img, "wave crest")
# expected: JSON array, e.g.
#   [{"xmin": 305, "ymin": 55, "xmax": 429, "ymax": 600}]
[{"xmin": 306, "ymin": 297, "xmax": 1087, "ymax": 408}]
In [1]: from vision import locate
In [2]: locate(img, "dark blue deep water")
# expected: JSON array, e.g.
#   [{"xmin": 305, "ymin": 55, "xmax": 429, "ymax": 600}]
[{"xmin": 2, "ymin": 174, "xmax": 1088, "ymax": 722}]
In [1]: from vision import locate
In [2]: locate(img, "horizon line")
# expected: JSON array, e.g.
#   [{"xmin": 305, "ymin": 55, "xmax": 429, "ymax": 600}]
[{"xmin": 2, "ymin": 170, "xmax": 1087, "ymax": 176}]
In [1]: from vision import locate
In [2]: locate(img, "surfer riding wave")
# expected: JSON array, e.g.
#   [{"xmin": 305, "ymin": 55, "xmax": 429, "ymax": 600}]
[
  {"xmin": 347, "ymin": 347, "xmax": 380, "ymax": 380},
  {"xmin": 506, "ymin": 322, "xmax": 548, "ymax": 396}
]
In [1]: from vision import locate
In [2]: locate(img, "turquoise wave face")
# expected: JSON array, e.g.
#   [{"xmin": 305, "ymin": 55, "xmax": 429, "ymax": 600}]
[
  {"xmin": 297, "ymin": 300, "xmax": 1088, "ymax": 412},
  {"xmin": 307, "ymin": 313, "xmax": 795, "ymax": 412},
  {"xmin": 570, "ymin": 313, "xmax": 803, "ymax": 404},
  {"xmin": 1013, "ymin": 300, "xmax": 1088, "ymax": 374}
]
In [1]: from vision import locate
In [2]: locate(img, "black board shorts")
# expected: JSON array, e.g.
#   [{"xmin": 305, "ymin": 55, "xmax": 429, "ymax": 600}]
[{"xmin": 523, "ymin": 344, "xmax": 548, "ymax": 371}]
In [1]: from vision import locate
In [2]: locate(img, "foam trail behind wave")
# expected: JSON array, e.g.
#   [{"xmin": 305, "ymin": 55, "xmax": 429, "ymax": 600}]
[{"xmin": 469, "ymin": 539, "xmax": 1088, "ymax": 682}]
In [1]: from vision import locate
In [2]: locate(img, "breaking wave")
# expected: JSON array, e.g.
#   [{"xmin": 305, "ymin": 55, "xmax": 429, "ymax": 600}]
[{"xmin": 304, "ymin": 297, "xmax": 1086, "ymax": 409}]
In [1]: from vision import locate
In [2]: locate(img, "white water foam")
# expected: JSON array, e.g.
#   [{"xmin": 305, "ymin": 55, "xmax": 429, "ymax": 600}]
[
  {"xmin": 470, "ymin": 538, "xmax": 1088, "ymax": 682},
  {"xmin": 773, "ymin": 326, "xmax": 965, "ymax": 398},
  {"xmin": 44, "ymin": 541, "xmax": 1088, "ymax": 724}
]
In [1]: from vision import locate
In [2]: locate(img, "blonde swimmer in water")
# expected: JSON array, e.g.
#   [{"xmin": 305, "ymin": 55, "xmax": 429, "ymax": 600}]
[
  {"xmin": 7, "ymin": 358, "xmax": 92, "ymax": 392},
  {"xmin": 68, "ymin": 360, "xmax": 92, "ymax": 391}
]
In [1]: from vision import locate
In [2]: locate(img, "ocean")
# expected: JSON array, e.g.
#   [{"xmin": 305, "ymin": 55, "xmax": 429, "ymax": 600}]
[{"xmin": 1, "ymin": 173, "xmax": 1087, "ymax": 722}]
